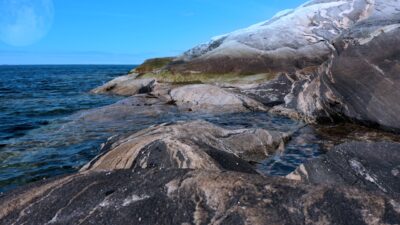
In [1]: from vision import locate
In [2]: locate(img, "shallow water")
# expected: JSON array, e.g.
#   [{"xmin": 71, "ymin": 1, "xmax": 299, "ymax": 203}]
[
  {"xmin": 0, "ymin": 65, "xmax": 325, "ymax": 194},
  {"xmin": 0, "ymin": 65, "xmax": 130, "ymax": 193}
]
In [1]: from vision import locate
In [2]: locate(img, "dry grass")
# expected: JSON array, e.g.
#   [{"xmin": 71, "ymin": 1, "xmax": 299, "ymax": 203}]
[
  {"xmin": 137, "ymin": 71, "xmax": 278, "ymax": 84},
  {"xmin": 134, "ymin": 57, "xmax": 175, "ymax": 74}
]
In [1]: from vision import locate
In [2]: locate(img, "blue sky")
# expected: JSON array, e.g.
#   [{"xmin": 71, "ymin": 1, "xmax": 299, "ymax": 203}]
[{"xmin": 0, "ymin": 0, "xmax": 307, "ymax": 65}]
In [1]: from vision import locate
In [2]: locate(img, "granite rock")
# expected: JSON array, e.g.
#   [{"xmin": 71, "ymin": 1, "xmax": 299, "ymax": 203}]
[
  {"xmin": 1, "ymin": 169, "xmax": 398, "ymax": 225},
  {"xmin": 91, "ymin": 76, "xmax": 156, "ymax": 96},
  {"xmin": 288, "ymin": 141, "xmax": 400, "ymax": 199},
  {"xmin": 82, "ymin": 120, "xmax": 290, "ymax": 172}
]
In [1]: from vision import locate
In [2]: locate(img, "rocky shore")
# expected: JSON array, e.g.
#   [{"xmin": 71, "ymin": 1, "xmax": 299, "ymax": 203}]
[{"xmin": 1, "ymin": 0, "xmax": 400, "ymax": 224}]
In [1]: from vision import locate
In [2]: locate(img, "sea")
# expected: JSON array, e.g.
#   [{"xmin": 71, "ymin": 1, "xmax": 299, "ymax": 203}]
[{"xmin": 0, "ymin": 65, "xmax": 321, "ymax": 194}]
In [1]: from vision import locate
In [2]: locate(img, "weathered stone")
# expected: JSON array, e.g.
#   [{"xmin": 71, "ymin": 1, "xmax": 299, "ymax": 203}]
[
  {"xmin": 288, "ymin": 141, "xmax": 400, "ymax": 199},
  {"xmin": 168, "ymin": 0, "xmax": 378, "ymax": 74},
  {"xmin": 170, "ymin": 84, "xmax": 268, "ymax": 113},
  {"xmin": 314, "ymin": 123, "xmax": 400, "ymax": 150},
  {"xmin": 291, "ymin": 2, "xmax": 400, "ymax": 130},
  {"xmin": 81, "ymin": 120, "xmax": 290, "ymax": 172},
  {"xmin": 269, "ymin": 105, "xmax": 304, "ymax": 121},
  {"xmin": 91, "ymin": 76, "xmax": 156, "ymax": 96},
  {"xmin": 239, "ymin": 73, "xmax": 294, "ymax": 107},
  {"xmin": 1, "ymin": 169, "xmax": 398, "ymax": 225},
  {"xmin": 72, "ymin": 94, "xmax": 178, "ymax": 123},
  {"xmin": 155, "ymin": 0, "xmax": 400, "ymax": 131}
]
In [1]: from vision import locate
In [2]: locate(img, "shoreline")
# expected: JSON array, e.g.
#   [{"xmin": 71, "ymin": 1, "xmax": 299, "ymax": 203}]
[{"xmin": 1, "ymin": 0, "xmax": 400, "ymax": 223}]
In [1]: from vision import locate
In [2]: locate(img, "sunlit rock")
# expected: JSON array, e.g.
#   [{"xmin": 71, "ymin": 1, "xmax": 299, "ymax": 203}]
[
  {"xmin": 81, "ymin": 120, "xmax": 290, "ymax": 172},
  {"xmin": 91, "ymin": 75, "xmax": 156, "ymax": 96}
]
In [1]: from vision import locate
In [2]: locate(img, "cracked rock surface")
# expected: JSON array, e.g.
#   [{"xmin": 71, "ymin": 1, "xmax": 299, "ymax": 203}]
[
  {"xmin": 169, "ymin": 0, "xmax": 381, "ymax": 74},
  {"xmin": 1, "ymin": 169, "xmax": 399, "ymax": 225},
  {"xmin": 288, "ymin": 141, "xmax": 400, "ymax": 199},
  {"xmin": 2, "ymin": 0, "xmax": 400, "ymax": 224}
]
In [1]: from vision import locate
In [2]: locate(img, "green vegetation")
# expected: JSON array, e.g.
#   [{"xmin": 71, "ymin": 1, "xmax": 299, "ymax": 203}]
[
  {"xmin": 134, "ymin": 57, "xmax": 175, "ymax": 74},
  {"xmin": 138, "ymin": 71, "xmax": 278, "ymax": 85}
]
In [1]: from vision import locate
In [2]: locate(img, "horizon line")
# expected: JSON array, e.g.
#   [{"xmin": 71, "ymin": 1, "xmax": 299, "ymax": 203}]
[{"xmin": 0, "ymin": 63, "xmax": 139, "ymax": 66}]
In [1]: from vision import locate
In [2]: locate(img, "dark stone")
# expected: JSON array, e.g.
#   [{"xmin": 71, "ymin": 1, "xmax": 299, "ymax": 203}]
[
  {"xmin": 1, "ymin": 169, "xmax": 397, "ymax": 225},
  {"xmin": 383, "ymin": 200, "xmax": 400, "ymax": 224},
  {"xmin": 289, "ymin": 141, "xmax": 400, "ymax": 199},
  {"xmin": 241, "ymin": 73, "xmax": 294, "ymax": 107},
  {"xmin": 298, "ymin": 19, "xmax": 400, "ymax": 131},
  {"xmin": 308, "ymin": 190, "xmax": 367, "ymax": 225},
  {"xmin": 82, "ymin": 120, "xmax": 288, "ymax": 172}
]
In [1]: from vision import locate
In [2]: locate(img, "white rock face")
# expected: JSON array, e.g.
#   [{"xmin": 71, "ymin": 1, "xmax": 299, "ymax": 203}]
[{"xmin": 178, "ymin": 0, "xmax": 377, "ymax": 64}]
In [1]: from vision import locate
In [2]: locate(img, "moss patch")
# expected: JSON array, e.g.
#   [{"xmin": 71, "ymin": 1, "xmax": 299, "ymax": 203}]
[
  {"xmin": 138, "ymin": 71, "xmax": 278, "ymax": 85},
  {"xmin": 134, "ymin": 57, "xmax": 175, "ymax": 74}
]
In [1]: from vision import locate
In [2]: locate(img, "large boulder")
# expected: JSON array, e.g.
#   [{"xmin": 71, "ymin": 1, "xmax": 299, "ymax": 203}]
[
  {"xmin": 170, "ymin": 84, "xmax": 268, "ymax": 113},
  {"xmin": 82, "ymin": 120, "xmax": 290, "ymax": 172},
  {"xmin": 91, "ymin": 75, "xmax": 156, "ymax": 96},
  {"xmin": 168, "ymin": 0, "xmax": 376, "ymax": 74},
  {"xmin": 287, "ymin": 141, "xmax": 400, "ymax": 199},
  {"xmin": 1, "ymin": 169, "xmax": 398, "ymax": 225}
]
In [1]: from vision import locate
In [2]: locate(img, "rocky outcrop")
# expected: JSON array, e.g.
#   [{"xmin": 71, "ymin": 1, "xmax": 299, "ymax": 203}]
[
  {"xmin": 1, "ymin": 169, "xmax": 399, "ymax": 225},
  {"xmin": 87, "ymin": 0, "xmax": 400, "ymax": 131},
  {"xmin": 170, "ymin": 84, "xmax": 268, "ymax": 113},
  {"xmin": 81, "ymin": 120, "xmax": 290, "ymax": 172},
  {"xmin": 90, "ymin": 77, "xmax": 270, "ymax": 114},
  {"xmin": 92, "ymin": 0, "xmax": 400, "ymax": 129},
  {"xmin": 91, "ymin": 76, "xmax": 155, "ymax": 96},
  {"xmin": 3, "ymin": 1, "xmax": 400, "ymax": 224},
  {"xmin": 167, "ymin": 0, "xmax": 378, "ymax": 74},
  {"xmin": 287, "ymin": 142, "xmax": 400, "ymax": 199},
  {"xmin": 71, "ymin": 94, "xmax": 178, "ymax": 123},
  {"xmin": 208, "ymin": 0, "xmax": 400, "ymax": 130},
  {"xmin": 294, "ymin": 11, "xmax": 400, "ymax": 130}
]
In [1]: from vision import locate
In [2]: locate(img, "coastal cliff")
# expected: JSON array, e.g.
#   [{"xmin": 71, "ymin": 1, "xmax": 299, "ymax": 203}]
[{"xmin": 1, "ymin": 0, "xmax": 400, "ymax": 224}]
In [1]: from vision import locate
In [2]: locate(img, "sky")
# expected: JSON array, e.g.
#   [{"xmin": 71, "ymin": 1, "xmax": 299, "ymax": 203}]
[{"xmin": 0, "ymin": 0, "xmax": 307, "ymax": 65}]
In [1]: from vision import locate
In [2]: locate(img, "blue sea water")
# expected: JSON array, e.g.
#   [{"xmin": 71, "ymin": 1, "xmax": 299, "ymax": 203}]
[
  {"xmin": 0, "ymin": 65, "xmax": 322, "ymax": 194},
  {"xmin": 0, "ymin": 65, "xmax": 130, "ymax": 193}
]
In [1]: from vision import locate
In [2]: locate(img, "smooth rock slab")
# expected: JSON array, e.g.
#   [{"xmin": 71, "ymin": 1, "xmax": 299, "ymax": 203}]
[
  {"xmin": 82, "ymin": 120, "xmax": 290, "ymax": 172},
  {"xmin": 1, "ymin": 169, "xmax": 398, "ymax": 225},
  {"xmin": 169, "ymin": 0, "xmax": 376, "ymax": 74},
  {"xmin": 170, "ymin": 84, "xmax": 268, "ymax": 113},
  {"xmin": 91, "ymin": 75, "xmax": 156, "ymax": 96},
  {"xmin": 288, "ymin": 141, "xmax": 400, "ymax": 199}
]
